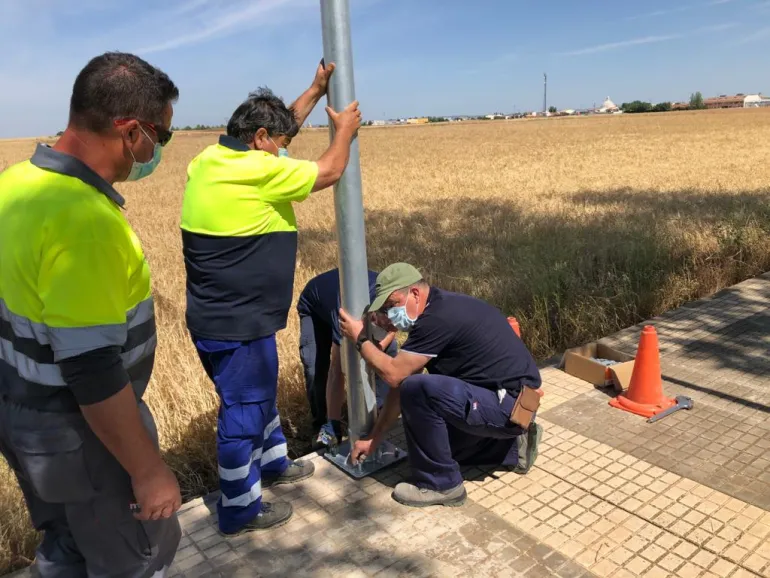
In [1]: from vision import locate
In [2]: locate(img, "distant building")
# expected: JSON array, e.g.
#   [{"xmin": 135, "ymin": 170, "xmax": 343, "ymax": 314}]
[
  {"xmin": 671, "ymin": 102, "xmax": 689, "ymax": 111},
  {"xmin": 705, "ymin": 94, "xmax": 745, "ymax": 109},
  {"xmin": 743, "ymin": 94, "xmax": 770, "ymax": 107},
  {"xmin": 371, "ymin": 120, "xmax": 386, "ymax": 126},
  {"xmin": 704, "ymin": 93, "xmax": 770, "ymax": 109},
  {"xmin": 406, "ymin": 117, "xmax": 429, "ymax": 124},
  {"xmin": 597, "ymin": 97, "xmax": 620, "ymax": 114}
]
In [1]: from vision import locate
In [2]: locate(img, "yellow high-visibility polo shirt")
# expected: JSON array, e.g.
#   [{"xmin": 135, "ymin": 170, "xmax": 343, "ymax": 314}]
[
  {"xmin": 0, "ymin": 144, "xmax": 156, "ymax": 411},
  {"xmin": 180, "ymin": 135, "xmax": 318, "ymax": 341}
]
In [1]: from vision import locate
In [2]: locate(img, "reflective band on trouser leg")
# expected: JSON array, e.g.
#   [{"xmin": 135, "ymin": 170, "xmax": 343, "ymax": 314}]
[
  {"xmin": 216, "ymin": 400, "xmax": 263, "ymax": 534},
  {"xmin": 217, "ymin": 415, "xmax": 287, "ymax": 482},
  {"xmin": 260, "ymin": 409, "xmax": 289, "ymax": 477}
]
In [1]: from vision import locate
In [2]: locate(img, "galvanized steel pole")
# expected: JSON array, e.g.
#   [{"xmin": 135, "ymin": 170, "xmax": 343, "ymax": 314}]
[{"xmin": 320, "ymin": 0, "xmax": 376, "ymax": 445}]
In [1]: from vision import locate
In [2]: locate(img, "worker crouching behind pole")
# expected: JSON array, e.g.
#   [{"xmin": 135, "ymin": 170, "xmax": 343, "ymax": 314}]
[
  {"xmin": 339, "ymin": 263, "xmax": 544, "ymax": 508},
  {"xmin": 0, "ymin": 52, "xmax": 182, "ymax": 576},
  {"xmin": 297, "ymin": 268, "xmax": 398, "ymax": 448},
  {"xmin": 180, "ymin": 60, "xmax": 362, "ymax": 535}
]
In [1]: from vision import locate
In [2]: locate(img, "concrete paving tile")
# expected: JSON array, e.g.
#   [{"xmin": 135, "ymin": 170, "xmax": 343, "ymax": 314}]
[{"xmin": 17, "ymin": 278, "xmax": 752, "ymax": 578}]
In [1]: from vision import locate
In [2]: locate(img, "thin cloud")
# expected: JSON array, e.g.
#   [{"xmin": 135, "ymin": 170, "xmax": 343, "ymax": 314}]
[
  {"xmin": 734, "ymin": 25, "xmax": 770, "ymax": 43},
  {"xmin": 699, "ymin": 22, "xmax": 740, "ymax": 32},
  {"xmin": 562, "ymin": 34, "xmax": 682, "ymax": 56},
  {"xmin": 136, "ymin": 0, "xmax": 311, "ymax": 55},
  {"xmin": 625, "ymin": 6, "xmax": 691, "ymax": 20},
  {"xmin": 626, "ymin": 0, "xmax": 739, "ymax": 20},
  {"xmin": 562, "ymin": 23, "xmax": 738, "ymax": 56}
]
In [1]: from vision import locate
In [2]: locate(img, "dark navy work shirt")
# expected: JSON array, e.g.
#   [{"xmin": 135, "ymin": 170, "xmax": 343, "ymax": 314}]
[
  {"xmin": 401, "ymin": 287, "xmax": 541, "ymax": 395},
  {"xmin": 297, "ymin": 269, "xmax": 378, "ymax": 345}
]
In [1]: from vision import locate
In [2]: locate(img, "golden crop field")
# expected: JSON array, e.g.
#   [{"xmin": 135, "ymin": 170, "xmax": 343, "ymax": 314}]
[{"xmin": 2, "ymin": 108, "xmax": 770, "ymax": 573}]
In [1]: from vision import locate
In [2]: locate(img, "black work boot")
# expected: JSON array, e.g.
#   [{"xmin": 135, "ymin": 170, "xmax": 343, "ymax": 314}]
[
  {"xmin": 262, "ymin": 459, "xmax": 315, "ymax": 488},
  {"xmin": 221, "ymin": 501, "xmax": 293, "ymax": 535},
  {"xmin": 513, "ymin": 422, "xmax": 543, "ymax": 474}
]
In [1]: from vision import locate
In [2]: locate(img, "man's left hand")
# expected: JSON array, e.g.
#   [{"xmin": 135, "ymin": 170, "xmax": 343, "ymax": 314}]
[
  {"xmin": 339, "ymin": 307, "xmax": 364, "ymax": 342},
  {"xmin": 312, "ymin": 59, "xmax": 336, "ymax": 95}
]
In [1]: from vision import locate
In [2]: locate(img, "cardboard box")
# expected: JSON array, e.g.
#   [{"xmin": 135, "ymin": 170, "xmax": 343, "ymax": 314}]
[{"xmin": 560, "ymin": 342, "xmax": 635, "ymax": 393}]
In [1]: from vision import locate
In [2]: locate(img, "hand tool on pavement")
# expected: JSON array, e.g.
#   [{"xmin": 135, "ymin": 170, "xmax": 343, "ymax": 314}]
[{"xmin": 646, "ymin": 395, "xmax": 693, "ymax": 423}]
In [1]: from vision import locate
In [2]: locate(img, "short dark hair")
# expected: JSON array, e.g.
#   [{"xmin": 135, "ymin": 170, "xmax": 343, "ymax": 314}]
[
  {"xmin": 226, "ymin": 87, "xmax": 299, "ymax": 144},
  {"xmin": 69, "ymin": 52, "xmax": 179, "ymax": 133}
]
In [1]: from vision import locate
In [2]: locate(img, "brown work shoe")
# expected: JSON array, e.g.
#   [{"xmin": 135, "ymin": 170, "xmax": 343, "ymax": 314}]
[
  {"xmin": 221, "ymin": 501, "xmax": 293, "ymax": 535},
  {"xmin": 262, "ymin": 459, "xmax": 315, "ymax": 488},
  {"xmin": 392, "ymin": 482, "xmax": 467, "ymax": 508}
]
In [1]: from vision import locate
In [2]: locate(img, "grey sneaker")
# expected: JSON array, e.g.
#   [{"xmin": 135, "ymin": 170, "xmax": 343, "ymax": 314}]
[
  {"xmin": 221, "ymin": 501, "xmax": 292, "ymax": 535},
  {"xmin": 262, "ymin": 459, "xmax": 315, "ymax": 488},
  {"xmin": 513, "ymin": 422, "xmax": 543, "ymax": 475},
  {"xmin": 392, "ymin": 482, "xmax": 467, "ymax": 508}
]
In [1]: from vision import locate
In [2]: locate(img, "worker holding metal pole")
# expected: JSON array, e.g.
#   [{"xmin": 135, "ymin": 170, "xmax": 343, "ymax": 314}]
[
  {"xmin": 180, "ymin": 62, "xmax": 362, "ymax": 534},
  {"xmin": 320, "ymin": 0, "xmax": 406, "ymax": 477}
]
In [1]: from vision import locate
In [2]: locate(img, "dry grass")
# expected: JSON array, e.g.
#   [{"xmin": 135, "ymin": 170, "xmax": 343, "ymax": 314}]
[{"xmin": 2, "ymin": 109, "xmax": 770, "ymax": 573}]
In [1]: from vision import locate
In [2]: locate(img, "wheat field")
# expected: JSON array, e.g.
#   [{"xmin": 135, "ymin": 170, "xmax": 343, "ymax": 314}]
[{"xmin": 2, "ymin": 109, "xmax": 770, "ymax": 573}]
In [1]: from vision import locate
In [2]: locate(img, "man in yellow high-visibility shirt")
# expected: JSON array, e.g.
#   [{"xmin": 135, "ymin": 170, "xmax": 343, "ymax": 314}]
[
  {"xmin": 180, "ymin": 60, "xmax": 362, "ymax": 535},
  {"xmin": 0, "ymin": 52, "xmax": 181, "ymax": 577}
]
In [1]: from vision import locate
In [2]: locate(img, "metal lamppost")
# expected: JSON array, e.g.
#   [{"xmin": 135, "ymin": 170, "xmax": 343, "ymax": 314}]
[{"xmin": 320, "ymin": 0, "xmax": 405, "ymax": 478}]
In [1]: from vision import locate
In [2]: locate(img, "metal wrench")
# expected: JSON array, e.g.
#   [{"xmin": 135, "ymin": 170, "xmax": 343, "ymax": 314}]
[{"xmin": 647, "ymin": 395, "xmax": 694, "ymax": 423}]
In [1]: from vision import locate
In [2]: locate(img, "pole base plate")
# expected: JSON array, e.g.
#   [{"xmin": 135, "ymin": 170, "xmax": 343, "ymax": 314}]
[{"xmin": 323, "ymin": 439, "xmax": 407, "ymax": 479}]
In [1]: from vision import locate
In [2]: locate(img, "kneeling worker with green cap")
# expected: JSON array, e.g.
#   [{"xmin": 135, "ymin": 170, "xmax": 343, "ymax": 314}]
[{"xmin": 338, "ymin": 263, "xmax": 543, "ymax": 507}]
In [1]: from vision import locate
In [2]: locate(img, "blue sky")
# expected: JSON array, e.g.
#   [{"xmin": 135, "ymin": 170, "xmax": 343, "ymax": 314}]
[{"xmin": 1, "ymin": 0, "xmax": 769, "ymax": 138}]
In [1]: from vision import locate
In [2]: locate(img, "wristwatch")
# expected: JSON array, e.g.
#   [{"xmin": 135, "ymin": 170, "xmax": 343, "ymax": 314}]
[{"xmin": 355, "ymin": 332, "xmax": 369, "ymax": 352}]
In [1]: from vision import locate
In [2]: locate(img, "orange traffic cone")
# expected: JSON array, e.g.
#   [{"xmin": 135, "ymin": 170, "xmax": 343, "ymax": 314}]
[
  {"xmin": 609, "ymin": 325, "xmax": 675, "ymax": 418},
  {"xmin": 507, "ymin": 317, "xmax": 521, "ymax": 337}
]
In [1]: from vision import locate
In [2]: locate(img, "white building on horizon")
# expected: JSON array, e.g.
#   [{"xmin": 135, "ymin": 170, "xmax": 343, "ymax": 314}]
[{"xmin": 598, "ymin": 96, "xmax": 620, "ymax": 113}]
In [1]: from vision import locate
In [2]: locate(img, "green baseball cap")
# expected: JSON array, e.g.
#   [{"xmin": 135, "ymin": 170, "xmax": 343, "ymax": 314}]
[{"xmin": 370, "ymin": 262, "xmax": 424, "ymax": 312}]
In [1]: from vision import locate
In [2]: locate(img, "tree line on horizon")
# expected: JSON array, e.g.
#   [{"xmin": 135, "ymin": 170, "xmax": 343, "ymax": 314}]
[{"xmin": 620, "ymin": 91, "xmax": 707, "ymax": 114}]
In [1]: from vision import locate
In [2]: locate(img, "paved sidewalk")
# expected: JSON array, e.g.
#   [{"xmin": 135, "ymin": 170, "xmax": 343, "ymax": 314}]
[{"xmin": 11, "ymin": 274, "xmax": 770, "ymax": 577}]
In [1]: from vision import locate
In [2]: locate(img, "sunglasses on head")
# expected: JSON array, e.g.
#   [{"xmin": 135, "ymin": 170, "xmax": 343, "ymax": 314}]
[{"xmin": 114, "ymin": 118, "xmax": 173, "ymax": 147}]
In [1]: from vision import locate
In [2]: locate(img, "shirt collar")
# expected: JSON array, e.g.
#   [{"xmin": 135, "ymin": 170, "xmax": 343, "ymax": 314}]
[
  {"xmin": 30, "ymin": 144, "xmax": 125, "ymax": 208},
  {"xmin": 426, "ymin": 286, "xmax": 438, "ymax": 307},
  {"xmin": 218, "ymin": 135, "xmax": 251, "ymax": 152}
]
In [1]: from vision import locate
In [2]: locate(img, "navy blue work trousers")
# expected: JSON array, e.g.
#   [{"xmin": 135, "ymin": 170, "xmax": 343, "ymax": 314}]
[
  {"xmin": 193, "ymin": 334, "xmax": 289, "ymax": 535},
  {"xmin": 399, "ymin": 373, "xmax": 526, "ymax": 491},
  {"xmin": 298, "ymin": 312, "xmax": 397, "ymax": 429}
]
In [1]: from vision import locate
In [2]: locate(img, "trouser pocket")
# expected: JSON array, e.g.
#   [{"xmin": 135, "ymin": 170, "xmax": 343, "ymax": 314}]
[
  {"xmin": 72, "ymin": 489, "xmax": 181, "ymax": 575},
  {"xmin": 10, "ymin": 426, "xmax": 95, "ymax": 504},
  {"xmin": 220, "ymin": 398, "xmax": 272, "ymax": 439}
]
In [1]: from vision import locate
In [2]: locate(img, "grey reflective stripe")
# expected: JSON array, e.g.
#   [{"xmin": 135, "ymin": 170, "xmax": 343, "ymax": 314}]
[
  {"xmin": 51, "ymin": 297, "xmax": 154, "ymax": 361},
  {"xmin": 0, "ymin": 296, "xmax": 154, "ymax": 362},
  {"xmin": 263, "ymin": 415, "xmax": 281, "ymax": 440},
  {"xmin": 221, "ymin": 480, "xmax": 262, "ymax": 508},
  {"xmin": 261, "ymin": 443, "xmax": 287, "ymax": 467},
  {"xmin": 0, "ymin": 298, "xmax": 50, "ymax": 344},
  {"xmin": 50, "ymin": 325, "xmax": 128, "ymax": 362},
  {"xmin": 121, "ymin": 333, "xmax": 157, "ymax": 368},
  {"xmin": 126, "ymin": 297, "xmax": 155, "ymax": 330},
  {"xmin": 0, "ymin": 337, "xmax": 65, "ymax": 386},
  {"xmin": 217, "ymin": 415, "xmax": 282, "ymax": 482},
  {"xmin": 219, "ymin": 448, "xmax": 262, "ymax": 482}
]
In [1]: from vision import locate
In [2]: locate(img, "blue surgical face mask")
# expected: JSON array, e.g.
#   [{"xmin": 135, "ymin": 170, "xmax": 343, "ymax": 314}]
[
  {"xmin": 125, "ymin": 126, "xmax": 162, "ymax": 182},
  {"xmin": 387, "ymin": 292, "xmax": 417, "ymax": 332},
  {"xmin": 269, "ymin": 136, "xmax": 289, "ymax": 158}
]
